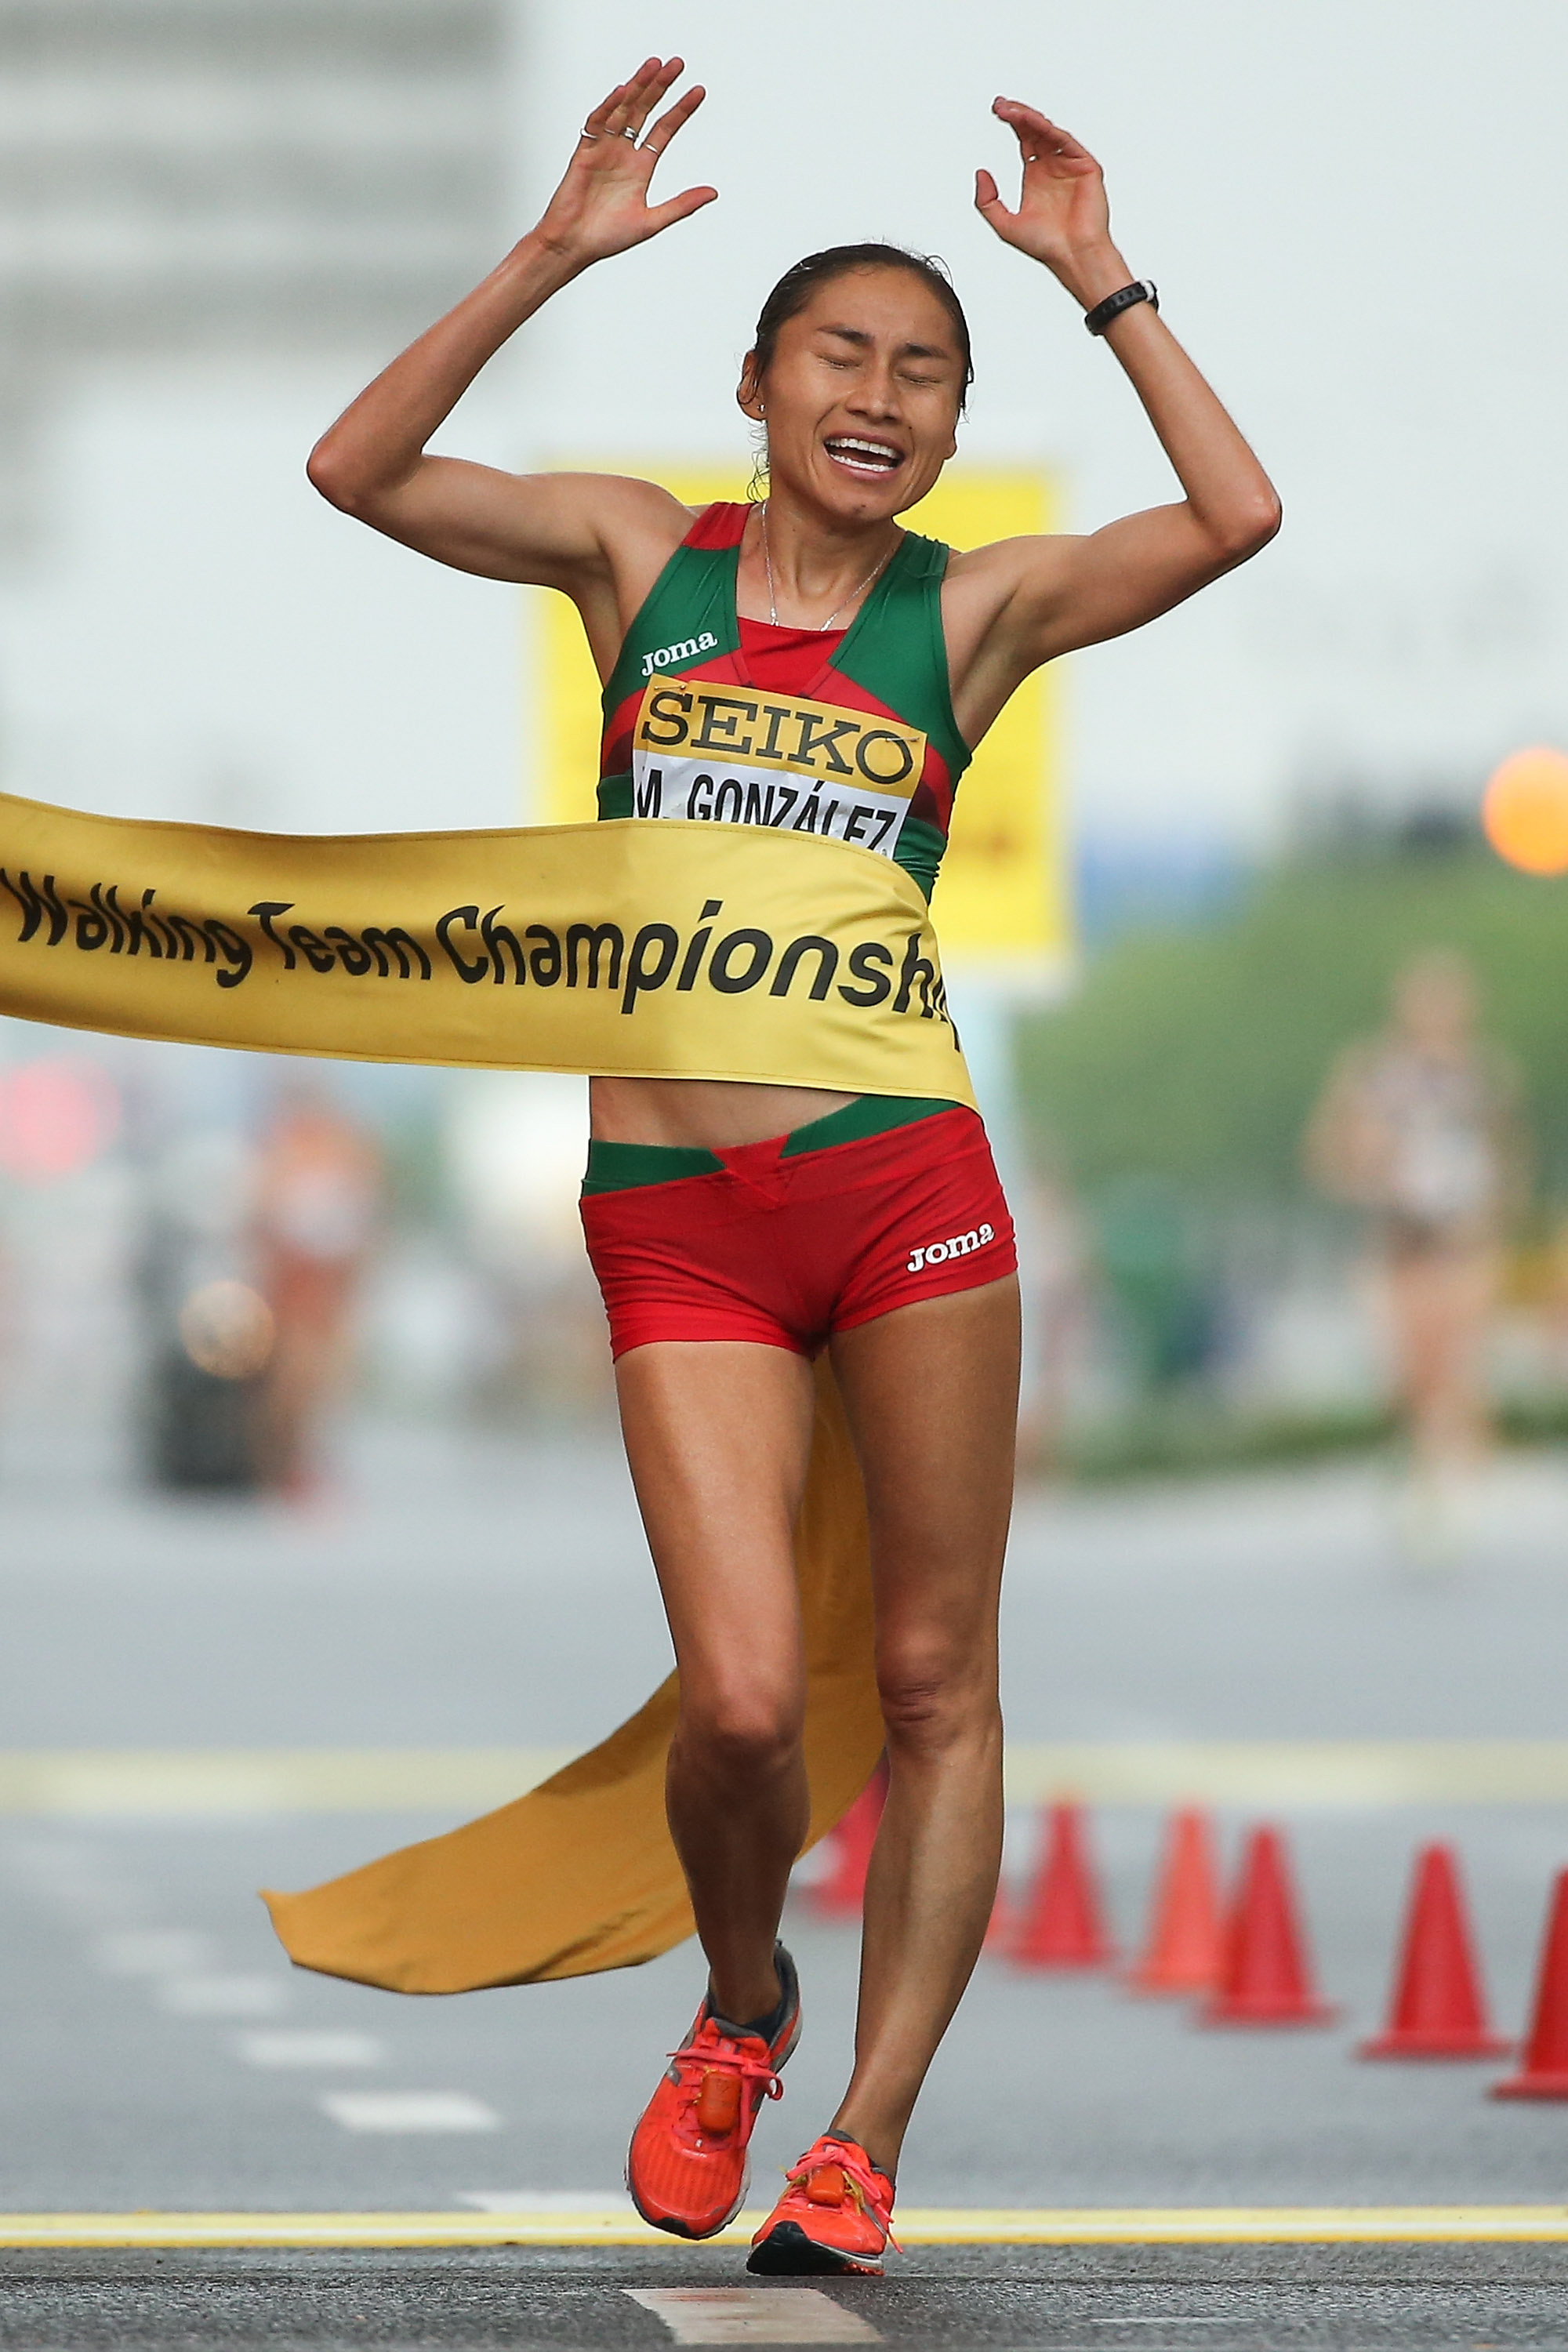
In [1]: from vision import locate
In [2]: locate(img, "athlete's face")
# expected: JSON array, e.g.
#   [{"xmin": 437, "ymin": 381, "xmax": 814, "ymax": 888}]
[{"xmin": 739, "ymin": 269, "xmax": 963, "ymax": 521}]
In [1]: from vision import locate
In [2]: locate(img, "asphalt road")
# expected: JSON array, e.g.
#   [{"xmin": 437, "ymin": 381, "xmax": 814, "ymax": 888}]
[
  {"xmin": 5, "ymin": 1808, "xmax": 1568, "ymax": 2213},
  {"xmin": 5, "ymin": 1421, "xmax": 1568, "ymax": 2342},
  {"xmin": 5, "ymin": 2248, "xmax": 1568, "ymax": 2350},
  {"xmin": 7, "ymin": 1421, "xmax": 1568, "ymax": 1751}
]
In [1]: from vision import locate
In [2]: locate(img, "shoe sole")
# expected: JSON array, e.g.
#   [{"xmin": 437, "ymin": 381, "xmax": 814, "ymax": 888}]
[
  {"xmin": 626, "ymin": 1995, "xmax": 804, "ymax": 2243},
  {"xmin": 747, "ymin": 2220, "xmax": 884, "ymax": 2277},
  {"xmin": 628, "ymin": 2154, "xmax": 750, "ymax": 2241}
]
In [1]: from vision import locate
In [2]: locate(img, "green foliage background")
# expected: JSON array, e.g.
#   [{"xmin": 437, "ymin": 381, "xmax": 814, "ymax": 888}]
[{"xmin": 1015, "ymin": 848, "xmax": 1568, "ymax": 1210}]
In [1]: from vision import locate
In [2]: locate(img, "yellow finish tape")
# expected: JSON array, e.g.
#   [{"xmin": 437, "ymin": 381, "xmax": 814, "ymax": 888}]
[
  {"xmin": 3, "ymin": 2209, "xmax": 1566, "ymax": 2248},
  {"xmin": 0, "ymin": 794, "xmax": 973, "ymax": 1105}
]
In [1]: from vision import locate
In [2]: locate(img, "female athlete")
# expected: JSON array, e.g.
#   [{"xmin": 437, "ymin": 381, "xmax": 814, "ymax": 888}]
[
  {"xmin": 1305, "ymin": 951, "xmax": 1523, "ymax": 1555},
  {"xmin": 306, "ymin": 58, "xmax": 1279, "ymax": 2274}
]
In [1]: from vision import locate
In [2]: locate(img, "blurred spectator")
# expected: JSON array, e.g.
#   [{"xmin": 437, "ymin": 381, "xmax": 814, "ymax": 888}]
[
  {"xmin": 1305, "ymin": 950, "xmax": 1526, "ymax": 1508},
  {"xmin": 137, "ymin": 1121, "xmax": 263, "ymax": 1494},
  {"xmin": 251, "ymin": 1080, "xmax": 382, "ymax": 1498}
]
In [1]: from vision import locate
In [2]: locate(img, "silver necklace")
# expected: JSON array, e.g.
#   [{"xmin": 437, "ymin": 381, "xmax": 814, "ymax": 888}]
[{"xmin": 760, "ymin": 501, "xmax": 898, "ymax": 632}]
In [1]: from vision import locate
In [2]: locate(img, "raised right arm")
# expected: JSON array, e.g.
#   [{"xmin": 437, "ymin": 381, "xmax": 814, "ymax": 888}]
[{"xmin": 304, "ymin": 59, "xmax": 716, "ymax": 656}]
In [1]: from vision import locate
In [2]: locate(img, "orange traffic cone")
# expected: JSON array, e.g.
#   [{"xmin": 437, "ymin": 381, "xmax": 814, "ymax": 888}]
[
  {"xmin": 1201, "ymin": 1824, "xmax": 1335, "ymax": 2025},
  {"xmin": 1127, "ymin": 1807, "xmax": 1224, "ymax": 1995},
  {"xmin": 1011, "ymin": 1801, "xmax": 1116, "ymax": 1969},
  {"xmin": 810, "ymin": 1759, "xmax": 887, "ymax": 1918},
  {"xmin": 1359, "ymin": 1843, "xmax": 1509, "ymax": 2060},
  {"xmin": 1492, "ymin": 1868, "xmax": 1568, "ymax": 2099}
]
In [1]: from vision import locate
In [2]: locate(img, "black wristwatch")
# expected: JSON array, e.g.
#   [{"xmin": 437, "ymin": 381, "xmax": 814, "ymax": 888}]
[{"xmin": 1084, "ymin": 280, "xmax": 1159, "ymax": 336}]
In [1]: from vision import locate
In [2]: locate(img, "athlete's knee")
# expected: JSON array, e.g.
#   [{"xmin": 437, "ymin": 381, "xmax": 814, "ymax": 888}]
[
  {"xmin": 677, "ymin": 1678, "xmax": 805, "ymax": 1780},
  {"xmin": 875, "ymin": 1641, "xmax": 999, "ymax": 1762}
]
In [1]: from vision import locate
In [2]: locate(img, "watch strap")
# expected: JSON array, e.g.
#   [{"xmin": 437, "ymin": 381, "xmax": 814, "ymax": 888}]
[{"xmin": 1084, "ymin": 279, "xmax": 1159, "ymax": 336}]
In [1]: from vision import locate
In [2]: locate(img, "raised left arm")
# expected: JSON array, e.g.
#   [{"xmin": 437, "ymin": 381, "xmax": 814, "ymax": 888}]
[{"xmin": 969, "ymin": 100, "xmax": 1280, "ymax": 680}]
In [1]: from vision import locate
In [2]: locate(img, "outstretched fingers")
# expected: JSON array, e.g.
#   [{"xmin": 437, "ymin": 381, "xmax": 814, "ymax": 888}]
[
  {"xmin": 991, "ymin": 96, "xmax": 1099, "ymax": 171},
  {"xmin": 639, "ymin": 82, "xmax": 719, "ymax": 226},
  {"xmin": 645, "ymin": 182, "xmax": 719, "ymax": 233},
  {"xmin": 558, "ymin": 56, "xmax": 715, "ymax": 251},
  {"xmin": 609, "ymin": 56, "xmax": 685, "ymax": 140},
  {"xmin": 624, "ymin": 64, "xmax": 715, "ymax": 227},
  {"xmin": 640, "ymin": 79, "xmax": 706, "ymax": 158},
  {"xmin": 580, "ymin": 56, "xmax": 673, "ymax": 141},
  {"xmin": 581, "ymin": 69, "xmax": 641, "ymax": 141},
  {"xmin": 973, "ymin": 165, "xmax": 1014, "ymax": 228}
]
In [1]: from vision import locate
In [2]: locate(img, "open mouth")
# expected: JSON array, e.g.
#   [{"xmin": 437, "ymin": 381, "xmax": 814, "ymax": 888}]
[{"xmin": 823, "ymin": 436, "xmax": 903, "ymax": 478}]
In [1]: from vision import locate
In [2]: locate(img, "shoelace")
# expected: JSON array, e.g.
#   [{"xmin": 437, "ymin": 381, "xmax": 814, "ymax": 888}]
[
  {"xmin": 667, "ymin": 2031, "xmax": 786, "ymax": 2105},
  {"xmin": 784, "ymin": 2143, "xmax": 902, "ymax": 2252}
]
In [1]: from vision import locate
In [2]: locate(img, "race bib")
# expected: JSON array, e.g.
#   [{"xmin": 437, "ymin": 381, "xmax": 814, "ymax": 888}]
[{"xmin": 630, "ymin": 679, "xmax": 926, "ymax": 859}]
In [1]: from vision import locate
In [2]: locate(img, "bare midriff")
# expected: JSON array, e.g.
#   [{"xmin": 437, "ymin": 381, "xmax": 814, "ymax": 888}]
[{"xmin": 589, "ymin": 1076, "xmax": 859, "ymax": 1151}]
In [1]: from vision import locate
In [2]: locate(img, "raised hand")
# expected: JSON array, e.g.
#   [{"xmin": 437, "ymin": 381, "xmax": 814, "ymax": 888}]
[
  {"xmin": 974, "ymin": 100, "xmax": 1123, "ymax": 305},
  {"xmin": 535, "ymin": 57, "xmax": 717, "ymax": 271}
]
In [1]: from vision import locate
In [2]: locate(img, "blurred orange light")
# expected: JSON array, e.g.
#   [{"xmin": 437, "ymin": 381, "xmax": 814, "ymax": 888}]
[
  {"xmin": 178, "ymin": 1280, "xmax": 275, "ymax": 1380},
  {"xmin": 1482, "ymin": 746, "xmax": 1568, "ymax": 875}
]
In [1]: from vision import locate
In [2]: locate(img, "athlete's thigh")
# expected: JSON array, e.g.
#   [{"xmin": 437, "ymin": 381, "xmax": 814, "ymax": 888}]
[
  {"xmin": 1387, "ymin": 1254, "xmax": 1473, "ymax": 1385},
  {"xmin": 828, "ymin": 1276, "xmax": 1021, "ymax": 1665},
  {"xmin": 614, "ymin": 1339, "xmax": 818, "ymax": 1709}
]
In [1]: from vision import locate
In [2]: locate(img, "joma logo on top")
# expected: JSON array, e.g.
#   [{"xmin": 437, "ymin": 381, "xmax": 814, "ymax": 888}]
[
  {"xmin": 634, "ymin": 682, "xmax": 924, "ymax": 789},
  {"xmin": 640, "ymin": 631, "xmax": 718, "ymax": 678}
]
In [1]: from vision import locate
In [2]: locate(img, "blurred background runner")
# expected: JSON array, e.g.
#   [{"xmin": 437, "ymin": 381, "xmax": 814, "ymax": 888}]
[
  {"xmin": 1305, "ymin": 950, "xmax": 1526, "ymax": 1555},
  {"xmin": 250, "ymin": 1082, "xmax": 383, "ymax": 1500}
]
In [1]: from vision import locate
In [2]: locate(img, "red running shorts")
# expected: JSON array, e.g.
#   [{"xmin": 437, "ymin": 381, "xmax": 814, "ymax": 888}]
[{"xmin": 580, "ymin": 1105, "xmax": 1016, "ymax": 1359}]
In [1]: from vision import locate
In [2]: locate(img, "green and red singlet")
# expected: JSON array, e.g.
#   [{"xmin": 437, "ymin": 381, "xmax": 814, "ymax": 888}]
[{"xmin": 597, "ymin": 503, "xmax": 973, "ymax": 902}]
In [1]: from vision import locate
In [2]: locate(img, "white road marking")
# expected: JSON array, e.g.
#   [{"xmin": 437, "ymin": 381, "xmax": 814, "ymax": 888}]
[
  {"xmin": 158, "ymin": 1974, "xmax": 287, "ymax": 2019},
  {"xmin": 0, "ymin": 1747, "xmax": 575, "ymax": 1815},
  {"xmin": 626, "ymin": 2288, "xmax": 880, "ymax": 2344},
  {"xmin": 12, "ymin": 1737, "xmax": 1568, "ymax": 1813},
  {"xmin": 457, "ymin": 2190, "xmax": 632, "ymax": 2212},
  {"xmin": 96, "ymin": 1930, "xmax": 214, "ymax": 1976},
  {"xmin": 319, "ymin": 2092, "xmax": 499, "ymax": 2133},
  {"xmin": 237, "ymin": 2031, "xmax": 384, "ymax": 2070}
]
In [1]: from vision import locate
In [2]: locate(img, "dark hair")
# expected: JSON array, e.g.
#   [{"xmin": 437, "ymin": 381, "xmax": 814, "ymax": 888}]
[{"xmin": 750, "ymin": 242, "xmax": 974, "ymax": 412}]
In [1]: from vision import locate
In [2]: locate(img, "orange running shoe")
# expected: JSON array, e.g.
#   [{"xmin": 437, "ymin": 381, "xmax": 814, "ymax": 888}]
[
  {"xmin": 747, "ymin": 2132, "xmax": 897, "ymax": 2275},
  {"xmin": 626, "ymin": 1942, "xmax": 800, "ymax": 2241}
]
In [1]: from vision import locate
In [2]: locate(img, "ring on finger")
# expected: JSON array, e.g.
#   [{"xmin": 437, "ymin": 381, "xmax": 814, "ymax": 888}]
[
  {"xmin": 619, "ymin": 125, "xmax": 639, "ymax": 140},
  {"xmin": 579, "ymin": 126, "xmax": 601, "ymax": 140}
]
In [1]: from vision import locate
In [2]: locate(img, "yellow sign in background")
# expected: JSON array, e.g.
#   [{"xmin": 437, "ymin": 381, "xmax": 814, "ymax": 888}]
[{"xmin": 529, "ymin": 466, "xmax": 1069, "ymax": 980}]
